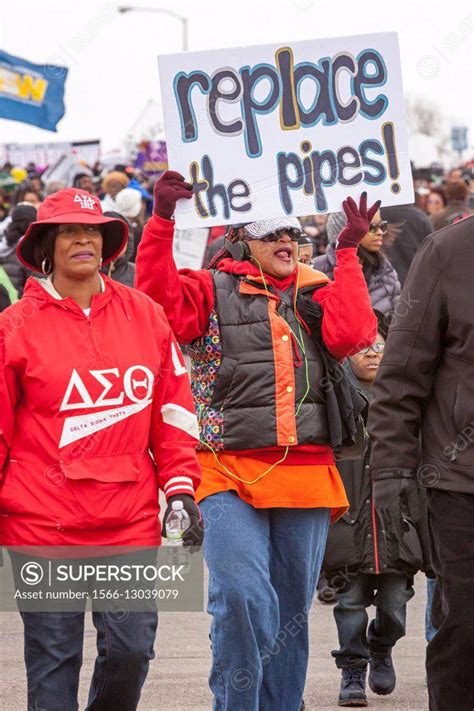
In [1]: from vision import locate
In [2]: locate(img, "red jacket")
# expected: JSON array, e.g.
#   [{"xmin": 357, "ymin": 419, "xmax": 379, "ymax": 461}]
[
  {"xmin": 136, "ymin": 214, "xmax": 377, "ymax": 359},
  {"xmin": 0, "ymin": 275, "xmax": 200, "ymax": 547},
  {"xmin": 135, "ymin": 215, "xmax": 377, "ymax": 463}
]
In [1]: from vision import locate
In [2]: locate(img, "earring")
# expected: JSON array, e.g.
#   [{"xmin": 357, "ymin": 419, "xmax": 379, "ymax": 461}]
[
  {"xmin": 99, "ymin": 257, "xmax": 103, "ymax": 267},
  {"xmin": 41, "ymin": 257, "xmax": 52, "ymax": 275}
]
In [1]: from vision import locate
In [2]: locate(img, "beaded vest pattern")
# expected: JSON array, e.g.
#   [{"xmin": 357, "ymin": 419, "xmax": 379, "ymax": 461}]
[{"xmin": 187, "ymin": 309, "xmax": 225, "ymax": 451}]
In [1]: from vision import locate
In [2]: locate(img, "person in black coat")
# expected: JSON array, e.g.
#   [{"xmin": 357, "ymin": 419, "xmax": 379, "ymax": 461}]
[
  {"xmin": 322, "ymin": 311, "xmax": 430, "ymax": 707},
  {"xmin": 314, "ymin": 209, "xmax": 401, "ymax": 316},
  {"xmin": 0, "ymin": 284, "xmax": 10, "ymax": 312},
  {"xmin": 101, "ymin": 211, "xmax": 135, "ymax": 287},
  {"xmin": 380, "ymin": 203, "xmax": 432, "ymax": 286},
  {"xmin": 0, "ymin": 203, "xmax": 37, "ymax": 296},
  {"xmin": 368, "ymin": 215, "xmax": 474, "ymax": 711}
]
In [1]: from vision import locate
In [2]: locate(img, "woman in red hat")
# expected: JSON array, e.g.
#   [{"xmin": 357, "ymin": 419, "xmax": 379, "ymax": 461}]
[{"xmin": 0, "ymin": 188, "xmax": 203, "ymax": 711}]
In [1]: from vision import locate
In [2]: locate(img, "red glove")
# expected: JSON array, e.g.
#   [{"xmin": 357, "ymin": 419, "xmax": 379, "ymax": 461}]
[
  {"xmin": 153, "ymin": 170, "xmax": 193, "ymax": 220},
  {"xmin": 336, "ymin": 191, "xmax": 381, "ymax": 250}
]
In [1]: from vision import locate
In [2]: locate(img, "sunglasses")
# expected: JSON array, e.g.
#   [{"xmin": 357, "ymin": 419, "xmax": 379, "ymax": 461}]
[
  {"xmin": 358, "ymin": 343, "xmax": 385, "ymax": 355},
  {"xmin": 245, "ymin": 227, "xmax": 302, "ymax": 242},
  {"xmin": 368, "ymin": 221, "xmax": 388, "ymax": 235}
]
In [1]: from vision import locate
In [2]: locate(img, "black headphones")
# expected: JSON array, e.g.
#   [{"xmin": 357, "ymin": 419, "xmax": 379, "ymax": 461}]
[
  {"xmin": 224, "ymin": 223, "xmax": 252, "ymax": 261},
  {"xmin": 224, "ymin": 237, "xmax": 251, "ymax": 261}
]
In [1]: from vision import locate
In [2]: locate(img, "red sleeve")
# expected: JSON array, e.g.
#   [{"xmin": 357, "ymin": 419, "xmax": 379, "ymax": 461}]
[
  {"xmin": 313, "ymin": 247, "xmax": 377, "ymax": 360},
  {"xmin": 150, "ymin": 325, "xmax": 201, "ymax": 500},
  {"xmin": 135, "ymin": 214, "xmax": 215, "ymax": 344},
  {"xmin": 0, "ymin": 324, "xmax": 20, "ymax": 478}
]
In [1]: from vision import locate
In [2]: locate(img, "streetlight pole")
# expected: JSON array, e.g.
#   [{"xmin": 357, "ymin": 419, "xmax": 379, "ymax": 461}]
[{"xmin": 118, "ymin": 6, "xmax": 188, "ymax": 51}]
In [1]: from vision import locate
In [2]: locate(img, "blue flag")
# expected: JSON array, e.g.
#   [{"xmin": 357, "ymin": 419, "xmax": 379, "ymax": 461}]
[{"xmin": 0, "ymin": 50, "xmax": 68, "ymax": 132}]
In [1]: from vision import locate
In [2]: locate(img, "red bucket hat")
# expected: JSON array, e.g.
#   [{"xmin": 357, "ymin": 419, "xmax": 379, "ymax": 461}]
[{"xmin": 16, "ymin": 188, "xmax": 128, "ymax": 273}]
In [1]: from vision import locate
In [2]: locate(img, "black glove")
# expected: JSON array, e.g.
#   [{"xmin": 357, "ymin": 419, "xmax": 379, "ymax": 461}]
[
  {"xmin": 162, "ymin": 494, "xmax": 204, "ymax": 547},
  {"xmin": 372, "ymin": 477, "xmax": 419, "ymax": 538}
]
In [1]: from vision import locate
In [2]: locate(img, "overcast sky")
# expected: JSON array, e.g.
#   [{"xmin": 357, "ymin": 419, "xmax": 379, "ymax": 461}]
[{"xmin": 0, "ymin": 0, "xmax": 472, "ymax": 153}]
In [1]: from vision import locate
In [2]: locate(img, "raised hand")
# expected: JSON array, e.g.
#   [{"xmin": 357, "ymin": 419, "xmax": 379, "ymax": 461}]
[
  {"xmin": 153, "ymin": 170, "xmax": 193, "ymax": 220},
  {"xmin": 336, "ymin": 191, "xmax": 381, "ymax": 250}
]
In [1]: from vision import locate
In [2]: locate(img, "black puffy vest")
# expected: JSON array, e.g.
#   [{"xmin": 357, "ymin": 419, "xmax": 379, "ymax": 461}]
[{"xmin": 188, "ymin": 270, "xmax": 331, "ymax": 451}]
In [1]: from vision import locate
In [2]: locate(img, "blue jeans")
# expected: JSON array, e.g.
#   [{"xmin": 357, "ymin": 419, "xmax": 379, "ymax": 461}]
[
  {"xmin": 425, "ymin": 577, "xmax": 438, "ymax": 643},
  {"xmin": 331, "ymin": 573, "xmax": 414, "ymax": 669},
  {"xmin": 200, "ymin": 491, "xmax": 330, "ymax": 711},
  {"xmin": 19, "ymin": 608, "xmax": 157, "ymax": 710}
]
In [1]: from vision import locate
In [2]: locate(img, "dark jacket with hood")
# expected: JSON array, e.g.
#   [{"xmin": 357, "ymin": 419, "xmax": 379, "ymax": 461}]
[
  {"xmin": 101, "ymin": 235, "xmax": 135, "ymax": 288},
  {"xmin": 0, "ymin": 204, "xmax": 37, "ymax": 296},
  {"xmin": 313, "ymin": 243, "xmax": 400, "ymax": 317},
  {"xmin": 0, "ymin": 239, "xmax": 32, "ymax": 296},
  {"xmin": 0, "ymin": 284, "xmax": 10, "ymax": 312},
  {"xmin": 380, "ymin": 204, "xmax": 432, "ymax": 286},
  {"xmin": 322, "ymin": 363, "xmax": 431, "ymax": 579}
]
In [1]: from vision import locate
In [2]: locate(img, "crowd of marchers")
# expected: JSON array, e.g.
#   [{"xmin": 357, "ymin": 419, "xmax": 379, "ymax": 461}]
[{"xmin": 0, "ymin": 157, "xmax": 473, "ymax": 711}]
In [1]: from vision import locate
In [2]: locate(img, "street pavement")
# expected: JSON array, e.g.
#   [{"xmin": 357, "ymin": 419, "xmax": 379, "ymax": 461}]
[{"xmin": 1, "ymin": 573, "xmax": 429, "ymax": 710}]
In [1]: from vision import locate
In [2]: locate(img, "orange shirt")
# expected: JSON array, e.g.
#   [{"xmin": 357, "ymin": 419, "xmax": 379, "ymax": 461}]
[{"xmin": 196, "ymin": 451, "xmax": 348, "ymax": 523}]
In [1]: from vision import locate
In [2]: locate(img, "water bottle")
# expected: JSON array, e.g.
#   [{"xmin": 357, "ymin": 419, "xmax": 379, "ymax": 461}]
[{"xmin": 165, "ymin": 500, "xmax": 190, "ymax": 546}]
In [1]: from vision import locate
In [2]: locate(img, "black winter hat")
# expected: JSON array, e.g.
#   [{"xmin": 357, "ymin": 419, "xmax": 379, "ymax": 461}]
[
  {"xmin": 374, "ymin": 309, "xmax": 392, "ymax": 340},
  {"xmin": 5, "ymin": 203, "xmax": 38, "ymax": 247},
  {"xmin": 10, "ymin": 203, "xmax": 38, "ymax": 224}
]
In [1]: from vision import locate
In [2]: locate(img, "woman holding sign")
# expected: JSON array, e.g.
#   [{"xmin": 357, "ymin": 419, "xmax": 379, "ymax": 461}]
[
  {"xmin": 314, "ymin": 208, "xmax": 401, "ymax": 316},
  {"xmin": 136, "ymin": 171, "xmax": 379, "ymax": 710}
]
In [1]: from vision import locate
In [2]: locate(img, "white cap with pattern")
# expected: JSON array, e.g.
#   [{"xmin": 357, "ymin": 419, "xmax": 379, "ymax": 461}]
[{"xmin": 242, "ymin": 217, "xmax": 302, "ymax": 239}]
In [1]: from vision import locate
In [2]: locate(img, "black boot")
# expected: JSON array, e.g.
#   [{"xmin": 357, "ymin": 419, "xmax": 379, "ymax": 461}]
[
  {"xmin": 338, "ymin": 667, "xmax": 368, "ymax": 707},
  {"xmin": 368, "ymin": 652, "xmax": 396, "ymax": 695}
]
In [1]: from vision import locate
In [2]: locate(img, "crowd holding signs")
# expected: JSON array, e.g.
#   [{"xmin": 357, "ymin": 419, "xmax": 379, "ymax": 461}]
[
  {"xmin": 0, "ymin": 140, "xmax": 101, "ymax": 168},
  {"xmin": 159, "ymin": 32, "xmax": 414, "ymax": 229}
]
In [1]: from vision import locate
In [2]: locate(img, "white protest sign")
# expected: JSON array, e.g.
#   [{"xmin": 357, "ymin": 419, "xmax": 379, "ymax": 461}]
[
  {"xmin": 159, "ymin": 32, "xmax": 413, "ymax": 229},
  {"xmin": 172, "ymin": 227, "xmax": 209, "ymax": 270}
]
